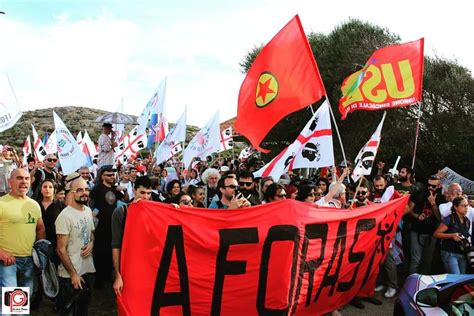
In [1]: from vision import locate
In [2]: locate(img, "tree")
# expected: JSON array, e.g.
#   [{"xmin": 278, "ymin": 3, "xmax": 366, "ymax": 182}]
[{"xmin": 239, "ymin": 18, "xmax": 474, "ymax": 180}]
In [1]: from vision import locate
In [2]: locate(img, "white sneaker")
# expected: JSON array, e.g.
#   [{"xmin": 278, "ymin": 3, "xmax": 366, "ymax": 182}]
[
  {"xmin": 384, "ymin": 287, "xmax": 397, "ymax": 298},
  {"xmin": 374, "ymin": 285, "xmax": 385, "ymax": 292}
]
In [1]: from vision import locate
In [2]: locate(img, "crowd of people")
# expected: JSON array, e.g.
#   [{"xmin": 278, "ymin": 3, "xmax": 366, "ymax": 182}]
[{"xmin": 1, "ymin": 136, "xmax": 473, "ymax": 315}]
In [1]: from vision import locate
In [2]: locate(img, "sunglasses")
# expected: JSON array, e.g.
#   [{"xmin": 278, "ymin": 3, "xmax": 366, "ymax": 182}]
[
  {"xmin": 239, "ymin": 181, "xmax": 253, "ymax": 187},
  {"xmin": 357, "ymin": 191, "xmax": 368, "ymax": 196},
  {"xmin": 46, "ymin": 158, "xmax": 58, "ymax": 162},
  {"xmin": 71, "ymin": 188, "xmax": 90, "ymax": 194},
  {"xmin": 103, "ymin": 173, "xmax": 115, "ymax": 177},
  {"xmin": 179, "ymin": 199, "xmax": 193, "ymax": 205},
  {"xmin": 276, "ymin": 194, "xmax": 287, "ymax": 198}
]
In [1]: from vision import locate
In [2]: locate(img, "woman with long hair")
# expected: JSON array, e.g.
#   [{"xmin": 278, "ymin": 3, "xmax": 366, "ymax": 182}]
[{"xmin": 434, "ymin": 196, "xmax": 471, "ymax": 274}]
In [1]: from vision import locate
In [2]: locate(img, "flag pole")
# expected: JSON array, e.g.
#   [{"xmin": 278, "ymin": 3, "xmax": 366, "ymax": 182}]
[
  {"xmin": 5, "ymin": 72, "xmax": 21, "ymax": 110},
  {"xmin": 411, "ymin": 102, "xmax": 422, "ymax": 169},
  {"xmin": 324, "ymin": 98, "xmax": 348, "ymax": 166}
]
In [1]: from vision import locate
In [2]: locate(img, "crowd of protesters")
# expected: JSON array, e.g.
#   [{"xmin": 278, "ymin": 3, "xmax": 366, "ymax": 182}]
[{"xmin": 1, "ymin": 141, "xmax": 474, "ymax": 316}]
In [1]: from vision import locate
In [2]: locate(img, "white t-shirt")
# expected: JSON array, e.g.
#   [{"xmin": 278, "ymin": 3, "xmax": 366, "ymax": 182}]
[{"xmin": 55, "ymin": 205, "xmax": 96, "ymax": 278}]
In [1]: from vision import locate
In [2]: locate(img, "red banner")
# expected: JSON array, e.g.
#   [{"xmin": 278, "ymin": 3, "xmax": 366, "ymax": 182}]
[
  {"xmin": 118, "ymin": 196, "xmax": 408, "ymax": 315},
  {"xmin": 235, "ymin": 15, "xmax": 326, "ymax": 153},
  {"xmin": 338, "ymin": 39, "xmax": 424, "ymax": 120}
]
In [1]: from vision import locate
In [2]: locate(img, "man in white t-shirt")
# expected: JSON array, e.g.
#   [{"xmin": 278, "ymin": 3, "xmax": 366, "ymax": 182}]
[{"xmin": 55, "ymin": 177, "xmax": 95, "ymax": 315}]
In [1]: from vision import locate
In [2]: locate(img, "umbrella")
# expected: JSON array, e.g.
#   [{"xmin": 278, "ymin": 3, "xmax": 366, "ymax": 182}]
[{"xmin": 95, "ymin": 112, "xmax": 137, "ymax": 125}]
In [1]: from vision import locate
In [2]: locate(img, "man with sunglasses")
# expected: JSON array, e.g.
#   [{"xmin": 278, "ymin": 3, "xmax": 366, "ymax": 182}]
[
  {"xmin": 352, "ymin": 181, "xmax": 372, "ymax": 208},
  {"xmin": 238, "ymin": 170, "xmax": 260, "ymax": 206},
  {"xmin": 30, "ymin": 154, "xmax": 60, "ymax": 199},
  {"xmin": 408, "ymin": 175, "xmax": 444, "ymax": 275},
  {"xmin": 55, "ymin": 177, "xmax": 95, "ymax": 315},
  {"xmin": 89, "ymin": 165, "xmax": 127, "ymax": 289},
  {"xmin": 209, "ymin": 176, "xmax": 251, "ymax": 209}
]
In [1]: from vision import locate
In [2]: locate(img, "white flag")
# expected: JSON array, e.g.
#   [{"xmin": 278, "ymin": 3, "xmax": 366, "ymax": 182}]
[
  {"xmin": 239, "ymin": 146, "xmax": 255, "ymax": 160},
  {"xmin": 31, "ymin": 125, "xmax": 47, "ymax": 162},
  {"xmin": 22, "ymin": 136, "xmax": 32, "ymax": 167},
  {"xmin": 351, "ymin": 112, "xmax": 386, "ymax": 182},
  {"xmin": 155, "ymin": 110, "xmax": 187, "ymax": 165},
  {"xmin": 254, "ymin": 101, "xmax": 334, "ymax": 180},
  {"xmin": 137, "ymin": 77, "xmax": 167, "ymax": 135},
  {"xmin": 114, "ymin": 126, "xmax": 147, "ymax": 164},
  {"xmin": 183, "ymin": 111, "xmax": 220, "ymax": 168},
  {"xmin": 0, "ymin": 74, "xmax": 22, "ymax": 133},
  {"xmin": 44, "ymin": 129, "xmax": 58, "ymax": 155},
  {"xmin": 76, "ymin": 131, "xmax": 83, "ymax": 146},
  {"xmin": 218, "ymin": 127, "xmax": 233, "ymax": 152},
  {"xmin": 53, "ymin": 111, "xmax": 88, "ymax": 175},
  {"xmin": 82, "ymin": 130, "xmax": 98, "ymax": 158}
]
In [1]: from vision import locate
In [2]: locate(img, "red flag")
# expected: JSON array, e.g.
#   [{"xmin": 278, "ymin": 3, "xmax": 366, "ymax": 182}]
[
  {"xmin": 338, "ymin": 38, "xmax": 424, "ymax": 120},
  {"xmin": 235, "ymin": 15, "xmax": 326, "ymax": 153}
]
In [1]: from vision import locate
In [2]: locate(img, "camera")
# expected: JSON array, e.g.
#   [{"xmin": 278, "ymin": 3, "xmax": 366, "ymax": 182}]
[{"xmin": 4, "ymin": 288, "xmax": 28, "ymax": 306}]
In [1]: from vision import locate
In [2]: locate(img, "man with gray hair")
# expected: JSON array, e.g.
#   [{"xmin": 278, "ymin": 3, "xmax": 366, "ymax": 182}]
[{"xmin": 201, "ymin": 168, "xmax": 220, "ymax": 208}]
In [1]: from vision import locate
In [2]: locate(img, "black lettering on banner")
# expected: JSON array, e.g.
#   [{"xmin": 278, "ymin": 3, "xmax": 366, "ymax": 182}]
[
  {"xmin": 257, "ymin": 225, "xmax": 299, "ymax": 316},
  {"xmin": 291, "ymin": 223, "xmax": 328, "ymax": 315},
  {"xmin": 337, "ymin": 219, "xmax": 376, "ymax": 292},
  {"xmin": 313, "ymin": 221, "xmax": 347, "ymax": 303},
  {"xmin": 211, "ymin": 227, "xmax": 259, "ymax": 316},
  {"xmin": 151, "ymin": 225, "xmax": 191, "ymax": 316},
  {"xmin": 360, "ymin": 212, "xmax": 396, "ymax": 289}
]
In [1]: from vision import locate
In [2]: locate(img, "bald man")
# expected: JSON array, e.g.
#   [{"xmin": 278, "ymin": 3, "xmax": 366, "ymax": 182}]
[
  {"xmin": 55, "ymin": 177, "xmax": 96, "ymax": 315},
  {"xmin": 0, "ymin": 168, "xmax": 45, "ymax": 294}
]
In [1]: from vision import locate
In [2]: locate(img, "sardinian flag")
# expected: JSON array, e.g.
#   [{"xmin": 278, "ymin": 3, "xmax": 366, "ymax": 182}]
[
  {"xmin": 22, "ymin": 136, "xmax": 32, "ymax": 167},
  {"xmin": 253, "ymin": 101, "xmax": 334, "ymax": 180},
  {"xmin": 44, "ymin": 129, "xmax": 58, "ymax": 154},
  {"xmin": 114, "ymin": 126, "xmax": 147, "ymax": 164},
  {"xmin": 31, "ymin": 124, "xmax": 47, "ymax": 162},
  {"xmin": 238, "ymin": 146, "xmax": 255, "ymax": 160},
  {"xmin": 352, "ymin": 112, "xmax": 387, "ymax": 182},
  {"xmin": 155, "ymin": 110, "xmax": 186, "ymax": 165},
  {"xmin": 183, "ymin": 111, "xmax": 220, "ymax": 168},
  {"xmin": 219, "ymin": 127, "xmax": 233, "ymax": 152}
]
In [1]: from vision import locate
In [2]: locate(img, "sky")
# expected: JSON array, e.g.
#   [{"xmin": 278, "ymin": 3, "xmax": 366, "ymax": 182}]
[{"xmin": 0, "ymin": 0, "xmax": 472, "ymax": 127}]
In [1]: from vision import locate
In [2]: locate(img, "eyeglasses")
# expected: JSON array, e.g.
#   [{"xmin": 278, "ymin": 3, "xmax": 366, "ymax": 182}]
[
  {"xmin": 71, "ymin": 188, "xmax": 90, "ymax": 194},
  {"xmin": 239, "ymin": 181, "xmax": 253, "ymax": 187},
  {"xmin": 225, "ymin": 185, "xmax": 238, "ymax": 189},
  {"xmin": 357, "ymin": 191, "xmax": 368, "ymax": 196},
  {"xmin": 427, "ymin": 184, "xmax": 438, "ymax": 188},
  {"xmin": 179, "ymin": 199, "xmax": 193, "ymax": 205},
  {"xmin": 46, "ymin": 158, "xmax": 58, "ymax": 162}
]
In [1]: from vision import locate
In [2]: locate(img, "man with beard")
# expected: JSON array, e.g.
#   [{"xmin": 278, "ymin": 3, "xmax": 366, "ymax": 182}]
[
  {"xmin": 209, "ymin": 176, "xmax": 251, "ymax": 209},
  {"xmin": 394, "ymin": 166, "xmax": 417, "ymax": 196},
  {"xmin": 237, "ymin": 170, "xmax": 260, "ymax": 206},
  {"xmin": 408, "ymin": 175, "xmax": 443, "ymax": 275},
  {"xmin": 55, "ymin": 177, "xmax": 95, "ymax": 315},
  {"xmin": 201, "ymin": 168, "xmax": 220, "ymax": 207},
  {"xmin": 89, "ymin": 165, "xmax": 127, "ymax": 288},
  {"xmin": 352, "ymin": 181, "xmax": 372, "ymax": 208}
]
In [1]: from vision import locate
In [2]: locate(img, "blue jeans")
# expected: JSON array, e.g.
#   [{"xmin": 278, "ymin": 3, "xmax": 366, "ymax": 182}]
[
  {"xmin": 441, "ymin": 250, "xmax": 467, "ymax": 274},
  {"xmin": 409, "ymin": 232, "xmax": 437, "ymax": 274},
  {"xmin": 0, "ymin": 256, "xmax": 34, "ymax": 292}
]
